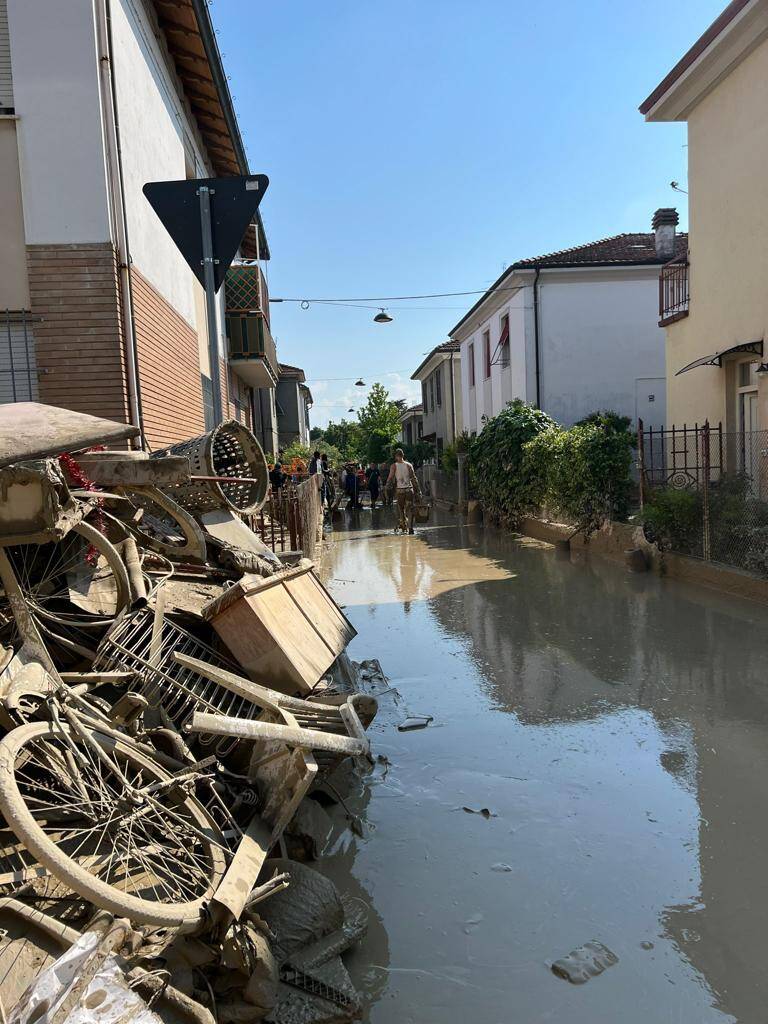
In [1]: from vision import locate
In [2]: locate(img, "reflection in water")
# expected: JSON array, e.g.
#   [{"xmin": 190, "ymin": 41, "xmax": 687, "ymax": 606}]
[{"xmin": 325, "ymin": 511, "xmax": 768, "ymax": 1023}]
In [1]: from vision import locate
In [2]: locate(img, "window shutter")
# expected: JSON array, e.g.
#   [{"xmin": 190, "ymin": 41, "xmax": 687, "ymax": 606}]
[{"xmin": 0, "ymin": 0, "xmax": 13, "ymax": 112}]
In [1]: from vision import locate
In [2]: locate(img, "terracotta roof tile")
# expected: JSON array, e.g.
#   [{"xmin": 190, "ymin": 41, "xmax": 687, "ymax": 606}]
[{"xmin": 512, "ymin": 232, "xmax": 688, "ymax": 269}]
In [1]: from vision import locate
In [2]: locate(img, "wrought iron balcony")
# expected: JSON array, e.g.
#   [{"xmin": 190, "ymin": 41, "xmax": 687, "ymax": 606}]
[{"xmin": 659, "ymin": 255, "xmax": 689, "ymax": 326}]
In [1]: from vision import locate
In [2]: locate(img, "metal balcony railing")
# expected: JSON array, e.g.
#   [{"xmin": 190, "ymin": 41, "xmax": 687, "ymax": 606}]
[{"xmin": 659, "ymin": 255, "xmax": 689, "ymax": 326}]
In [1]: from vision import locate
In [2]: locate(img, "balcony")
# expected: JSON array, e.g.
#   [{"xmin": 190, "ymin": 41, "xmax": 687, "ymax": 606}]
[
  {"xmin": 659, "ymin": 255, "xmax": 689, "ymax": 326},
  {"xmin": 226, "ymin": 312, "xmax": 279, "ymax": 389},
  {"xmin": 225, "ymin": 264, "xmax": 278, "ymax": 388}
]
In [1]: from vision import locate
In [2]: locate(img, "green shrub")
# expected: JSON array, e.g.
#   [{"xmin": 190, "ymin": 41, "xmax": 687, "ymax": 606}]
[
  {"xmin": 468, "ymin": 400, "xmax": 555, "ymax": 524},
  {"xmin": 440, "ymin": 432, "xmax": 473, "ymax": 475},
  {"xmin": 576, "ymin": 409, "xmax": 637, "ymax": 447},
  {"xmin": 397, "ymin": 439, "xmax": 434, "ymax": 467},
  {"xmin": 639, "ymin": 488, "xmax": 702, "ymax": 553},
  {"xmin": 524, "ymin": 421, "xmax": 634, "ymax": 535}
]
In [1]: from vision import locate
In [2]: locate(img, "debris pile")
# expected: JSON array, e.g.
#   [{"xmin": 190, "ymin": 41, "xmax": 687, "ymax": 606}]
[{"xmin": 0, "ymin": 404, "xmax": 377, "ymax": 1024}]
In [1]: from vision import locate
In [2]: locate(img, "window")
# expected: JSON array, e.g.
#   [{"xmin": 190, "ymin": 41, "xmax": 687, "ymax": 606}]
[
  {"xmin": 435, "ymin": 366, "xmax": 442, "ymax": 407},
  {"xmin": 483, "ymin": 330, "xmax": 491, "ymax": 379},
  {"xmin": 422, "ymin": 382, "xmax": 428, "ymax": 409},
  {"xmin": 499, "ymin": 313, "xmax": 510, "ymax": 367},
  {"xmin": 468, "ymin": 342, "xmax": 475, "ymax": 387},
  {"xmin": 418, "ymin": 420, "xmax": 423, "ymax": 438},
  {"xmin": 430, "ymin": 376, "xmax": 435, "ymax": 412}
]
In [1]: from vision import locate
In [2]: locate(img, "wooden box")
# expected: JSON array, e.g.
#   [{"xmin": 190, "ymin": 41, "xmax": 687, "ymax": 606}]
[{"xmin": 202, "ymin": 563, "xmax": 356, "ymax": 695}]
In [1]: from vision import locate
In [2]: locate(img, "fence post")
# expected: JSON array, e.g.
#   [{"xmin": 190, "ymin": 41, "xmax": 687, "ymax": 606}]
[
  {"xmin": 457, "ymin": 452, "xmax": 467, "ymax": 509},
  {"xmin": 637, "ymin": 418, "xmax": 645, "ymax": 509},
  {"xmin": 702, "ymin": 421, "xmax": 711, "ymax": 561}
]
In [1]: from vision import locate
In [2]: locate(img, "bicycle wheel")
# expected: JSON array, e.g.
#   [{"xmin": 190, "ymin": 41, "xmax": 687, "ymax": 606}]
[
  {"xmin": 109, "ymin": 487, "xmax": 206, "ymax": 563},
  {"xmin": 0, "ymin": 721, "xmax": 228, "ymax": 926},
  {"xmin": 3, "ymin": 519, "xmax": 131, "ymax": 625}
]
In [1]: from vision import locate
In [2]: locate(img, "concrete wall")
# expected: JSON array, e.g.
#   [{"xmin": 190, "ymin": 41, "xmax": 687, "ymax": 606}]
[
  {"xmin": 0, "ymin": 118, "xmax": 28, "ymax": 307},
  {"xmin": 8, "ymin": 0, "xmax": 110, "ymax": 244},
  {"xmin": 111, "ymin": 0, "xmax": 209, "ymax": 330},
  {"xmin": 416, "ymin": 353, "xmax": 462, "ymax": 449},
  {"xmin": 538, "ymin": 268, "xmax": 667, "ymax": 428},
  {"xmin": 664, "ymin": 34, "xmax": 768, "ymax": 430},
  {"xmin": 277, "ymin": 379, "xmax": 301, "ymax": 448}
]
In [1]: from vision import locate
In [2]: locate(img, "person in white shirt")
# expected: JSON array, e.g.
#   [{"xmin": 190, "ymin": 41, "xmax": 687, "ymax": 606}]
[{"xmin": 386, "ymin": 448, "xmax": 421, "ymax": 534}]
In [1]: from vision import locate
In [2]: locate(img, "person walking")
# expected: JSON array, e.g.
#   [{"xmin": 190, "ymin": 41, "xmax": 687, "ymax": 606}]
[
  {"xmin": 366, "ymin": 462, "xmax": 381, "ymax": 508},
  {"xmin": 386, "ymin": 448, "xmax": 421, "ymax": 534},
  {"xmin": 308, "ymin": 450, "xmax": 321, "ymax": 476}
]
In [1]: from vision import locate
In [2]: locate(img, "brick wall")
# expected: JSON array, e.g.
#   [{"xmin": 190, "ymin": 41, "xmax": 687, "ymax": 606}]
[
  {"xmin": 132, "ymin": 267, "xmax": 206, "ymax": 449},
  {"xmin": 27, "ymin": 243, "xmax": 130, "ymax": 422}
]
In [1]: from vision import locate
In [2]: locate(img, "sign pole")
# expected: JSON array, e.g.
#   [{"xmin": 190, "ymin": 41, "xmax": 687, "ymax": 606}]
[{"xmin": 198, "ymin": 185, "xmax": 223, "ymax": 424}]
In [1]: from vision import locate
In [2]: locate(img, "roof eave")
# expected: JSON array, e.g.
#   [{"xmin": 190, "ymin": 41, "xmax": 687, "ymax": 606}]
[
  {"xmin": 639, "ymin": 0, "xmax": 768, "ymax": 122},
  {"xmin": 185, "ymin": 0, "xmax": 270, "ymax": 259}
]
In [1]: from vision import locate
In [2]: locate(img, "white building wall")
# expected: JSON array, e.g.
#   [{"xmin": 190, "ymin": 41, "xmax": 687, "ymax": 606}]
[
  {"xmin": 538, "ymin": 269, "xmax": 666, "ymax": 428},
  {"xmin": 8, "ymin": 0, "xmax": 111, "ymax": 244},
  {"xmin": 459, "ymin": 294, "xmax": 529, "ymax": 434},
  {"xmin": 111, "ymin": 0, "xmax": 210, "ymax": 329}
]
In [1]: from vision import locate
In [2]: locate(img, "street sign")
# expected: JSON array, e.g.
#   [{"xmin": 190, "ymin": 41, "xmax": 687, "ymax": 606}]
[{"xmin": 142, "ymin": 175, "xmax": 269, "ymax": 292}]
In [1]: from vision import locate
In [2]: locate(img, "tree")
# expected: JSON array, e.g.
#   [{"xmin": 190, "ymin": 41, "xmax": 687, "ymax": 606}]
[
  {"xmin": 322, "ymin": 419, "xmax": 362, "ymax": 461},
  {"xmin": 356, "ymin": 383, "xmax": 402, "ymax": 460},
  {"xmin": 309, "ymin": 426, "xmax": 325, "ymax": 442}
]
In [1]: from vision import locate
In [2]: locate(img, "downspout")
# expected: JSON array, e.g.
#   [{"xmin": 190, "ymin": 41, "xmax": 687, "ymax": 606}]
[
  {"xmin": 449, "ymin": 351, "xmax": 456, "ymax": 440},
  {"xmin": 533, "ymin": 268, "xmax": 541, "ymax": 408},
  {"xmin": 95, "ymin": 0, "xmax": 144, "ymax": 446}
]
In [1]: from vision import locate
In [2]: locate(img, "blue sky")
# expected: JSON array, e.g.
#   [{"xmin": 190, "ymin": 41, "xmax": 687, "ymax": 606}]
[{"xmin": 213, "ymin": 0, "xmax": 723, "ymax": 426}]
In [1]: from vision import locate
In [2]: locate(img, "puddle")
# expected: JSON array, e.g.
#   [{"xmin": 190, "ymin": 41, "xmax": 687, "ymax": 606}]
[{"xmin": 320, "ymin": 509, "xmax": 768, "ymax": 1022}]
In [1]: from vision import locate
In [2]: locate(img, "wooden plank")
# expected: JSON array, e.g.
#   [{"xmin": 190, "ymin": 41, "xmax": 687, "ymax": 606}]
[{"xmin": 210, "ymin": 812, "xmax": 271, "ymax": 922}]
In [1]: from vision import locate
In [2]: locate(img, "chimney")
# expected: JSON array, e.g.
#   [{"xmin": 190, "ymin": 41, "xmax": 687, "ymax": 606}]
[{"xmin": 652, "ymin": 207, "xmax": 678, "ymax": 260}]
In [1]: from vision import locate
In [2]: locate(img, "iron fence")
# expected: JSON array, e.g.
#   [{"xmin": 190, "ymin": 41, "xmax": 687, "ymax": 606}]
[
  {"xmin": 0, "ymin": 310, "xmax": 39, "ymax": 404},
  {"xmin": 639, "ymin": 420, "xmax": 768, "ymax": 574}
]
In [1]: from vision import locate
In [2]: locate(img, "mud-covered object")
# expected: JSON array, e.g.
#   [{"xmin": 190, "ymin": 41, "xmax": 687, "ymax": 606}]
[
  {"xmin": 551, "ymin": 940, "xmax": 619, "ymax": 984},
  {"xmin": 258, "ymin": 859, "xmax": 367, "ymax": 1024},
  {"xmin": 284, "ymin": 798, "xmax": 333, "ymax": 862}
]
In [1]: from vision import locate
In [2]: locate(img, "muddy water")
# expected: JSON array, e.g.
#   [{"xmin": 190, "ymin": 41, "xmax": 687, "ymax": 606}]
[{"xmin": 321, "ymin": 510, "xmax": 768, "ymax": 1023}]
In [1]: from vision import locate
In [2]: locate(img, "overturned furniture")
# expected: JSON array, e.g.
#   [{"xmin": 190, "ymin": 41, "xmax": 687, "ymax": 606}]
[{"xmin": 202, "ymin": 564, "xmax": 357, "ymax": 696}]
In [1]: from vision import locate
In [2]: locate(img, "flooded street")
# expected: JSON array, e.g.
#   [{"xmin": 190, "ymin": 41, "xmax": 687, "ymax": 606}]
[{"xmin": 321, "ymin": 510, "xmax": 768, "ymax": 1024}]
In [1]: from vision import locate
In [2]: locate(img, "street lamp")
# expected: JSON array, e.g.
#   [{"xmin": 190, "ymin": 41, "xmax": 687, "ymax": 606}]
[
  {"xmin": 373, "ymin": 309, "xmax": 393, "ymax": 324},
  {"xmin": 355, "ymin": 379, "xmax": 365, "ymax": 387}
]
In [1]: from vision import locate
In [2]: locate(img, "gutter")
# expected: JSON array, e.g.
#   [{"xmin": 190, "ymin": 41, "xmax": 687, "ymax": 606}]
[{"xmin": 96, "ymin": 0, "xmax": 144, "ymax": 447}]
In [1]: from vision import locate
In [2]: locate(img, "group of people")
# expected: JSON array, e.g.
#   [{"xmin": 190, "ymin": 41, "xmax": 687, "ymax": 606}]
[
  {"xmin": 270, "ymin": 448, "xmax": 422, "ymax": 533},
  {"xmin": 307, "ymin": 448, "xmax": 421, "ymax": 534}
]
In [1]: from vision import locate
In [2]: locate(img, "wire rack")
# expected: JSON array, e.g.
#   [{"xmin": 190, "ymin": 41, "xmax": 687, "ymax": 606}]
[{"xmin": 93, "ymin": 609, "xmax": 262, "ymax": 747}]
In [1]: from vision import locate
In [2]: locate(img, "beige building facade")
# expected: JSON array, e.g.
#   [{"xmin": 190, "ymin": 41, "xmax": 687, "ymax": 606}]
[{"xmin": 642, "ymin": 0, "xmax": 768, "ymax": 435}]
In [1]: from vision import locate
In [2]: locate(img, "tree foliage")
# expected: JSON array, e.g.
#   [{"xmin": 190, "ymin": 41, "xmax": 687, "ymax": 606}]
[{"xmin": 468, "ymin": 400, "xmax": 555, "ymax": 524}]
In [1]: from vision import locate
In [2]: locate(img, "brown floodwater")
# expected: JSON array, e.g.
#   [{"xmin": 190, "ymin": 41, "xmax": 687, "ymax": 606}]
[{"xmin": 320, "ymin": 509, "xmax": 768, "ymax": 1023}]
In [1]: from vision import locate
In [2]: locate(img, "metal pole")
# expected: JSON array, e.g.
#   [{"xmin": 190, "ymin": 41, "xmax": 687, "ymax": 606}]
[
  {"xmin": 637, "ymin": 418, "xmax": 645, "ymax": 509},
  {"xmin": 198, "ymin": 186, "xmax": 223, "ymax": 425},
  {"xmin": 702, "ymin": 422, "xmax": 711, "ymax": 561}
]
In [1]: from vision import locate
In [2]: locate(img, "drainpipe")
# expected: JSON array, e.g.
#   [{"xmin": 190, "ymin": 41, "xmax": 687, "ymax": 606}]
[
  {"xmin": 533, "ymin": 268, "xmax": 541, "ymax": 408},
  {"xmin": 449, "ymin": 351, "xmax": 456, "ymax": 440},
  {"xmin": 95, "ymin": 0, "xmax": 144, "ymax": 446}
]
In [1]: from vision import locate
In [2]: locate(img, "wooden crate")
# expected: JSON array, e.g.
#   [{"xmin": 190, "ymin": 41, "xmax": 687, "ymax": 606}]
[{"xmin": 202, "ymin": 564, "xmax": 356, "ymax": 695}]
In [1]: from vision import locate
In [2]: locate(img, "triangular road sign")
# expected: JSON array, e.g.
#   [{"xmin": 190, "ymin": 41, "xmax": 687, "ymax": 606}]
[{"xmin": 143, "ymin": 175, "xmax": 269, "ymax": 292}]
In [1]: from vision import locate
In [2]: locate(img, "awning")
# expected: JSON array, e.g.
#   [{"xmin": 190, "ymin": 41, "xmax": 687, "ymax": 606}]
[{"xmin": 675, "ymin": 340, "xmax": 763, "ymax": 375}]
